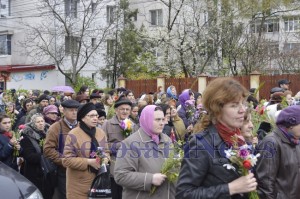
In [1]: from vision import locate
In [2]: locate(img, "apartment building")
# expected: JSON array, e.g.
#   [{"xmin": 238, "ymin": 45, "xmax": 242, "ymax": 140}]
[
  {"xmin": 128, "ymin": 0, "xmax": 300, "ymax": 75},
  {"xmin": 0, "ymin": 0, "xmax": 117, "ymax": 90}
]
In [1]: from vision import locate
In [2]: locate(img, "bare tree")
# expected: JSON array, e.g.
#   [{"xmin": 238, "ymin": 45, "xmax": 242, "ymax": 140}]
[{"xmin": 19, "ymin": 0, "xmax": 115, "ymax": 86}]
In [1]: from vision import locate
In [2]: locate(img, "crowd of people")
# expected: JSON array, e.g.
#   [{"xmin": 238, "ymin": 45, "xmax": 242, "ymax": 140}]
[{"xmin": 0, "ymin": 78, "xmax": 299, "ymax": 199}]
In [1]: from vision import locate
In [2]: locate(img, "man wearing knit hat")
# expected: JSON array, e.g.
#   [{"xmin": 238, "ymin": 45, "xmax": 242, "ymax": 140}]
[
  {"xmin": 25, "ymin": 94, "xmax": 49, "ymax": 123},
  {"xmin": 102, "ymin": 96, "xmax": 138, "ymax": 199},
  {"xmin": 43, "ymin": 99, "xmax": 80, "ymax": 199}
]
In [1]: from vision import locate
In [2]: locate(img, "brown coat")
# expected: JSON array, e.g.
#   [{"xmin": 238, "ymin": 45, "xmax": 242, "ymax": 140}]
[
  {"xmin": 114, "ymin": 128, "xmax": 175, "ymax": 199},
  {"xmin": 102, "ymin": 115, "xmax": 139, "ymax": 176},
  {"xmin": 62, "ymin": 126, "xmax": 109, "ymax": 199},
  {"xmin": 43, "ymin": 118, "xmax": 75, "ymax": 167}
]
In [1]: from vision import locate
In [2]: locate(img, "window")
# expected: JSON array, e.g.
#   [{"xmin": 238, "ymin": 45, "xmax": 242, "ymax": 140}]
[
  {"xmin": 65, "ymin": 0, "xmax": 78, "ymax": 18},
  {"xmin": 0, "ymin": 35, "xmax": 11, "ymax": 55},
  {"xmin": 65, "ymin": 36, "xmax": 80, "ymax": 54},
  {"xmin": 107, "ymin": 39, "xmax": 115, "ymax": 57},
  {"xmin": 150, "ymin": 9, "xmax": 163, "ymax": 26},
  {"xmin": 92, "ymin": 73, "xmax": 96, "ymax": 81},
  {"xmin": 91, "ymin": 38, "xmax": 96, "ymax": 48},
  {"xmin": 250, "ymin": 19, "xmax": 279, "ymax": 33},
  {"xmin": 0, "ymin": 0, "xmax": 10, "ymax": 17},
  {"xmin": 284, "ymin": 16, "xmax": 300, "ymax": 32},
  {"xmin": 91, "ymin": 2, "xmax": 97, "ymax": 13},
  {"xmin": 283, "ymin": 43, "xmax": 300, "ymax": 52},
  {"xmin": 107, "ymin": 6, "xmax": 115, "ymax": 24}
]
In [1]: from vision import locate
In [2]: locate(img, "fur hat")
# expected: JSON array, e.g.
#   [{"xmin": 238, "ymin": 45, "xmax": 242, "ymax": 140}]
[{"xmin": 77, "ymin": 103, "xmax": 96, "ymax": 121}]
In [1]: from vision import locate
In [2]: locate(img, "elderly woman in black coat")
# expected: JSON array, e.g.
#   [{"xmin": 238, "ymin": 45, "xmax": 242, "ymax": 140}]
[{"xmin": 20, "ymin": 113, "xmax": 51, "ymax": 199}]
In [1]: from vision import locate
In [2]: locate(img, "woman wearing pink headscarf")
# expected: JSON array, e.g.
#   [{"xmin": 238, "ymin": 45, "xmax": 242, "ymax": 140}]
[{"xmin": 114, "ymin": 105, "xmax": 175, "ymax": 199}]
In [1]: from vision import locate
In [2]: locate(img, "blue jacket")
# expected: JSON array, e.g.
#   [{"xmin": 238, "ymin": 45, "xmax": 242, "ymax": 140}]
[{"xmin": 0, "ymin": 133, "xmax": 18, "ymax": 170}]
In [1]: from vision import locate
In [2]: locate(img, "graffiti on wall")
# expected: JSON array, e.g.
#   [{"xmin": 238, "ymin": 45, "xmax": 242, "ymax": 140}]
[
  {"xmin": 40, "ymin": 71, "xmax": 48, "ymax": 80},
  {"xmin": 11, "ymin": 74, "xmax": 23, "ymax": 82},
  {"xmin": 24, "ymin": 73, "xmax": 35, "ymax": 80}
]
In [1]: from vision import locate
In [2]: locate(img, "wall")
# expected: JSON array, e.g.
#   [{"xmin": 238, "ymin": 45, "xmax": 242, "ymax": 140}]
[{"xmin": 7, "ymin": 70, "xmax": 65, "ymax": 90}]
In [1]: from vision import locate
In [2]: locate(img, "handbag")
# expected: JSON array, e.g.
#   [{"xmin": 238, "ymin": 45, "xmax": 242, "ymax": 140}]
[
  {"xmin": 88, "ymin": 164, "xmax": 112, "ymax": 199},
  {"xmin": 27, "ymin": 137, "xmax": 57, "ymax": 177}
]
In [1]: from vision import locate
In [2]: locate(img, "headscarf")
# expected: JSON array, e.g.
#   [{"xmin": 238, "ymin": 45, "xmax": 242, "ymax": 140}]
[
  {"xmin": 179, "ymin": 89, "xmax": 191, "ymax": 109},
  {"xmin": 166, "ymin": 86, "xmax": 178, "ymax": 100},
  {"xmin": 139, "ymin": 105, "xmax": 159, "ymax": 144}
]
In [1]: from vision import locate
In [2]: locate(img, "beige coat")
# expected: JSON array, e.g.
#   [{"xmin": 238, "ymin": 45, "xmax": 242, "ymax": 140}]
[
  {"xmin": 114, "ymin": 128, "xmax": 175, "ymax": 199},
  {"xmin": 102, "ymin": 115, "xmax": 138, "ymax": 176},
  {"xmin": 62, "ymin": 126, "xmax": 109, "ymax": 199}
]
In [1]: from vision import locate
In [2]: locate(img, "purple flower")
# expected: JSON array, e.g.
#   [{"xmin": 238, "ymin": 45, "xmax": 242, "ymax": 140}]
[
  {"xmin": 120, "ymin": 121, "xmax": 126, "ymax": 129},
  {"xmin": 238, "ymin": 148, "xmax": 250, "ymax": 159},
  {"xmin": 185, "ymin": 100, "xmax": 195, "ymax": 107}
]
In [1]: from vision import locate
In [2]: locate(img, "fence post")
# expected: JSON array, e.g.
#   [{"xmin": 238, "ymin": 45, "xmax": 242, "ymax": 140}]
[
  {"xmin": 198, "ymin": 73, "xmax": 208, "ymax": 94},
  {"xmin": 157, "ymin": 75, "xmax": 166, "ymax": 92},
  {"xmin": 250, "ymin": 71, "xmax": 261, "ymax": 100},
  {"xmin": 118, "ymin": 75, "xmax": 126, "ymax": 88}
]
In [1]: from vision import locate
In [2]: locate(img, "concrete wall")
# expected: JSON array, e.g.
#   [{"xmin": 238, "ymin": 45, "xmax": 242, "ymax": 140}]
[{"xmin": 7, "ymin": 70, "xmax": 65, "ymax": 90}]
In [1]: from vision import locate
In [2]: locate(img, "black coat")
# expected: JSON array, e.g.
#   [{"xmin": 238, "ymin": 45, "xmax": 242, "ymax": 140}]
[
  {"xmin": 176, "ymin": 125, "xmax": 247, "ymax": 199},
  {"xmin": 20, "ymin": 123, "xmax": 51, "ymax": 199},
  {"xmin": 0, "ymin": 133, "xmax": 18, "ymax": 170}
]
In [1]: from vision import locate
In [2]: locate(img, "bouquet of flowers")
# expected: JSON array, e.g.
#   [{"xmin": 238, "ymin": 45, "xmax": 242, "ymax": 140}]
[
  {"xmin": 224, "ymin": 144, "xmax": 260, "ymax": 199},
  {"xmin": 12, "ymin": 125, "xmax": 25, "ymax": 157},
  {"xmin": 185, "ymin": 100, "xmax": 197, "ymax": 125},
  {"xmin": 150, "ymin": 144, "xmax": 184, "ymax": 195},
  {"xmin": 120, "ymin": 118, "xmax": 133, "ymax": 138},
  {"xmin": 90, "ymin": 147, "xmax": 106, "ymax": 166}
]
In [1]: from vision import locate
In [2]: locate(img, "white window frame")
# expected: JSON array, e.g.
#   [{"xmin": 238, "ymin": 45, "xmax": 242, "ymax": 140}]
[
  {"xmin": 65, "ymin": 0, "xmax": 78, "ymax": 18},
  {"xmin": 107, "ymin": 39, "xmax": 115, "ymax": 57},
  {"xmin": 250, "ymin": 19, "xmax": 279, "ymax": 33},
  {"xmin": 65, "ymin": 36, "xmax": 80, "ymax": 55},
  {"xmin": 284, "ymin": 17, "xmax": 300, "ymax": 32},
  {"xmin": 0, "ymin": 0, "xmax": 10, "ymax": 18},
  {"xmin": 0, "ymin": 34, "xmax": 12, "ymax": 55},
  {"xmin": 107, "ymin": 6, "xmax": 115, "ymax": 24},
  {"xmin": 150, "ymin": 9, "xmax": 163, "ymax": 26}
]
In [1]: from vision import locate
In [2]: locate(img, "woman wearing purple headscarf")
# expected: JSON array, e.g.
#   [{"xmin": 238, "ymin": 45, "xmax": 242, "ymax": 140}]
[{"xmin": 114, "ymin": 105, "xmax": 175, "ymax": 199}]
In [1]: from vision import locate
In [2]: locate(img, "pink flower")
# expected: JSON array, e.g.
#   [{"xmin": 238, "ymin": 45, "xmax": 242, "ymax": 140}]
[{"xmin": 18, "ymin": 124, "xmax": 26, "ymax": 130}]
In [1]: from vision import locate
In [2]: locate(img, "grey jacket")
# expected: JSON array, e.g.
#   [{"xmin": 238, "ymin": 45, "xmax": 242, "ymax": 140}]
[
  {"xmin": 255, "ymin": 128, "xmax": 300, "ymax": 199},
  {"xmin": 102, "ymin": 115, "xmax": 138, "ymax": 176},
  {"xmin": 114, "ymin": 128, "xmax": 175, "ymax": 199}
]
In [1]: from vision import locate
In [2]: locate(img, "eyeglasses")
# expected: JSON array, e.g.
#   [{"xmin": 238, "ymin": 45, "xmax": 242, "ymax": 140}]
[
  {"xmin": 118, "ymin": 108, "xmax": 131, "ymax": 112},
  {"xmin": 86, "ymin": 114, "xmax": 99, "ymax": 118}
]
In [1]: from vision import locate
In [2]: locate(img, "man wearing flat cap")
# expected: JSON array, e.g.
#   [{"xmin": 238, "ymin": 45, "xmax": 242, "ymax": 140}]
[
  {"xmin": 25, "ymin": 94, "xmax": 49, "ymax": 123},
  {"xmin": 44, "ymin": 99, "xmax": 80, "ymax": 199},
  {"xmin": 278, "ymin": 79, "xmax": 290, "ymax": 91},
  {"xmin": 102, "ymin": 96, "xmax": 139, "ymax": 199}
]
